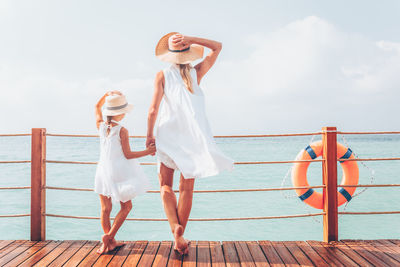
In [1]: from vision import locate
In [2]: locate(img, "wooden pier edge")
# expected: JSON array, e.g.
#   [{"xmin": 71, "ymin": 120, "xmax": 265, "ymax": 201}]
[
  {"xmin": 31, "ymin": 128, "xmax": 46, "ymax": 241},
  {"xmin": 322, "ymin": 126, "xmax": 338, "ymax": 242}
]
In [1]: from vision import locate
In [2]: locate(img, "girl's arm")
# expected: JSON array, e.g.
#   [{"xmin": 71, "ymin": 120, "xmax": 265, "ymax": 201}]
[
  {"xmin": 146, "ymin": 71, "xmax": 165, "ymax": 151},
  {"xmin": 171, "ymin": 34, "xmax": 222, "ymax": 84},
  {"xmin": 95, "ymin": 91, "xmax": 122, "ymax": 129},
  {"xmin": 120, "ymin": 127, "xmax": 156, "ymax": 159}
]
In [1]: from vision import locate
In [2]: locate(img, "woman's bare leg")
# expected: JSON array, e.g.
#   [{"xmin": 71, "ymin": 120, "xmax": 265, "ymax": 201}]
[
  {"xmin": 177, "ymin": 174, "xmax": 195, "ymax": 232},
  {"xmin": 97, "ymin": 195, "xmax": 112, "ymax": 254},
  {"xmin": 159, "ymin": 163, "xmax": 187, "ymax": 253}
]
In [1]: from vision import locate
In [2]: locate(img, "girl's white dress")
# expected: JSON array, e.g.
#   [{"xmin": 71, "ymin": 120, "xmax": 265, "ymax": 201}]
[
  {"xmin": 155, "ymin": 64, "xmax": 234, "ymax": 178},
  {"xmin": 95, "ymin": 122, "xmax": 150, "ymax": 202}
]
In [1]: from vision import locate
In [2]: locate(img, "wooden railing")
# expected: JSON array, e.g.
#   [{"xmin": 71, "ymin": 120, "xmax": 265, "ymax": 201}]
[{"xmin": 1, "ymin": 127, "xmax": 400, "ymax": 242}]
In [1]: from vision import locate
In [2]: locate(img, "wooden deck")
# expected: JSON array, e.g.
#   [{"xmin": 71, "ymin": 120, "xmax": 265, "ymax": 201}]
[{"xmin": 0, "ymin": 239, "xmax": 399, "ymax": 266}]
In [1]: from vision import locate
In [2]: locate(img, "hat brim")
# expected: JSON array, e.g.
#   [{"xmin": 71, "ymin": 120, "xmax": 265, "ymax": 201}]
[
  {"xmin": 155, "ymin": 32, "xmax": 204, "ymax": 64},
  {"xmin": 103, "ymin": 104, "xmax": 133, "ymax": 116}
]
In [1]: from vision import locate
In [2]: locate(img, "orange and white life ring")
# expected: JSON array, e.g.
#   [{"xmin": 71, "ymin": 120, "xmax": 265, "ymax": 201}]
[{"xmin": 291, "ymin": 140, "xmax": 359, "ymax": 209}]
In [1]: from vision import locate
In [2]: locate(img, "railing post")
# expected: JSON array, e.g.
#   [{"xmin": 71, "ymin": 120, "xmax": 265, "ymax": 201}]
[
  {"xmin": 31, "ymin": 128, "xmax": 46, "ymax": 241},
  {"xmin": 322, "ymin": 126, "xmax": 338, "ymax": 242}
]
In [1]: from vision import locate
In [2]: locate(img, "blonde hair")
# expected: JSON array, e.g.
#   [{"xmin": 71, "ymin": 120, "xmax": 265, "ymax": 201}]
[{"xmin": 178, "ymin": 64, "xmax": 193, "ymax": 93}]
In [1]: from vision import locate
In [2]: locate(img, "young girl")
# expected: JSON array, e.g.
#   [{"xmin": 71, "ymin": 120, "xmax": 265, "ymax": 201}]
[{"xmin": 94, "ymin": 91, "xmax": 155, "ymax": 254}]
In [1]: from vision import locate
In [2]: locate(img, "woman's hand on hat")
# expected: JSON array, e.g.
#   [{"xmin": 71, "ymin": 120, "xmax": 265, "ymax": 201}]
[
  {"xmin": 107, "ymin": 90, "xmax": 122, "ymax": 96},
  {"xmin": 172, "ymin": 34, "xmax": 192, "ymax": 47}
]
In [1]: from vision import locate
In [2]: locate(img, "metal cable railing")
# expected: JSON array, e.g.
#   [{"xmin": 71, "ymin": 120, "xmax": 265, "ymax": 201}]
[
  {"xmin": 45, "ymin": 212, "xmax": 326, "ymax": 221},
  {"xmin": 1, "ymin": 129, "xmax": 400, "ymax": 236},
  {"xmin": 44, "ymin": 185, "xmax": 326, "ymax": 193},
  {"xmin": 45, "ymin": 159, "xmax": 324, "ymax": 165}
]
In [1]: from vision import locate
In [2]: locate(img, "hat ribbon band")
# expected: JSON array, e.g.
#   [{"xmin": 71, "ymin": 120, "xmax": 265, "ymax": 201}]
[
  {"xmin": 106, "ymin": 103, "xmax": 128, "ymax": 110},
  {"xmin": 168, "ymin": 46, "xmax": 190, "ymax": 53}
]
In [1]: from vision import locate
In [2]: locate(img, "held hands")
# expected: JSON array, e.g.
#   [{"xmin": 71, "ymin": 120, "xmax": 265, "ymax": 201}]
[
  {"xmin": 146, "ymin": 137, "xmax": 156, "ymax": 156},
  {"xmin": 146, "ymin": 142, "xmax": 156, "ymax": 155}
]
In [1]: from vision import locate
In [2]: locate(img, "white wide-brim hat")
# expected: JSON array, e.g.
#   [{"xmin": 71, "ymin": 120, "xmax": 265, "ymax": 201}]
[
  {"xmin": 155, "ymin": 32, "xmax": 204, "ymax": 64},
  {"xmin": 103, "ymin": 94, "xmax": 133, "ymax": 116}
]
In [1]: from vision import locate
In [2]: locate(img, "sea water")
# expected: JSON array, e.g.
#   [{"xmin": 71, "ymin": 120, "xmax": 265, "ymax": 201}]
[{"xmin": 0, "ymin": 134, "xmax": 399, "ymax": 241}]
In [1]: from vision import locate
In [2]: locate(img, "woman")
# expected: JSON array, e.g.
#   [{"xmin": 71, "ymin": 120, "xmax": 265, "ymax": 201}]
[{"xmin": 146, "ymin": 32, "xmax": 234, "ymax": 254}]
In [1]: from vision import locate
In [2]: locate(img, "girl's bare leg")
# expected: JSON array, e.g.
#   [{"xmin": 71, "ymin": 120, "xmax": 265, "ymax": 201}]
[
  {"xmin": 97, "ymin": 195, "xmax": 112, "ymax": 254},
  {"xmin": 159, "ymin": 163, "xmax": 187, "ymax": 253},
  {"xmin": 104, "ymin": 200, "xmax": 132, "ymax": 251},
  {"xmin": 177, "ymin": 174, "xmax": 194, "ymax": 232}
]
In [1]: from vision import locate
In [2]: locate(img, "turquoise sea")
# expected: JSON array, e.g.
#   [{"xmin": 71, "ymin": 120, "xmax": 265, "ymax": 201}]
[{"xmin": 0, "ymin": 133, "xmax": 399, "ymax": 241}]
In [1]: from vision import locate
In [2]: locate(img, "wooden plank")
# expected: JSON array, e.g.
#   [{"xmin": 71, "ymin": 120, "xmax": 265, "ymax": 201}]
[
  {"xmin": 47, "ymin": 240, "xmax": 87, "ymax": 266},
  {"xmin": 343, "ymin": 240, "xmax": 395, "ymax": 266},
  {"xmin": 210, "ymin": 241, "xmax": 225, "ymax": 267},
  {"xmin": 389, "ymin": 239, "xmax": 400, "ymax": 246},
  {"xmin": 0, "ymin": 240, "xmax": 15, "ymax": 251},
  {"xmin": 197, "ymin": 241, "xmax": 211, "ymax": 267},
  {"xmin": 31, "ymin": 128, "xmax": 46, "ymax": 241},
  {"xmin": 152, "ymin": 241, "xmax": 172, "ymax": 267},
  {"xmin": 222, "ymin": 241, "xmax": 240, "ymax": 267},
  {"xmin": 77, "ymin": 242, "xmax": 102, "ymax": 266},
  {"xmin": 368, "ymin": 240, "xmax": 400, "ymax": 264},
  {"xmin": 92, "ymin": 244, "xmax": 121, "ymax": 266},
  {"xmin": 320, "ymin": 241, "xmax": 359, "ymax": 266},
  {"xmin": 123, "ymin": 240, "xmax": 148, "ymax": 266},
  {"xmin": 246, "ymin": 241, "xmax": 269, "ymax": 267},
  {"xmin": 0, "ymin": 241, "xmax": 37, "ymax": 265},
  {"xmin": 107, "ymin": 241, "xmax": 134, "ymax": 267},
  {"xmin": 283, "ymin": 241, "xmax": 314, "ymax": 266},
  {"xmin": 20, "ymin": 241, "xmax": 62, "ymax": 266},
  {"xmin": 234, "ymin": 241, "xmax": 256, "ymax": 266},
  {"xmin": 270, "ymin": 241, "xmax": 299, "ymax": 266},
  {"xmin": 326, "ymin": 241, "xmax": 372, "ymax": 267},
  {"xmin": 63, "ymin": 241, "xmax": 99, "ymax": 267},
  {"xmin": 33, "ymin": 240, "xmax": 74, "ymax": 266},
  {"xmin": 294, "ymin": 241, "xmax": 329, "ymax": 267},
  {"xmin": 0, "ymin": 240, "xmax": 27, "ymax": 259},
  {"xmin": 182, "ymin": 240, "xmax": 197, "ymax": 267},
  {"xmin": 167, "ymin": 242, "xmax": 183, "ymax": 267},
  {"xmin": 322, "ymin": 126, "xmax": 338, "ymax": 242},
  {"xmin": 3, "ymin": 241, "xmax": 49, "ymax": 267},
  {"xmin": 306, "ymin": 241, "xmax": 345, "ymax": 266},
  {"xmin": 341, "ymin": 240, "xmax": 389, "ymax": 266},
  {"xmin": 258, "ymin": 240, "xmax": 284, "ymax": 267},
  {"xmin": 137, "ymin": 241, "xmax": 160, "ymax": 266}
]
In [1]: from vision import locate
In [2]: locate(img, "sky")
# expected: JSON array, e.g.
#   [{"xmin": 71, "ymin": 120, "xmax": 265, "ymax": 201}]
[{"xmin": 1, "ymin": 0, "xmax": 400, "ymax": 135}]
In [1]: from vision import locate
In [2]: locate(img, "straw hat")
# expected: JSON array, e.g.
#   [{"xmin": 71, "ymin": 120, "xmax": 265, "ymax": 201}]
[
  {"xmin": 155, "ymin": 32, "xmax": 204, "ymax": 64},
  {"xmin": 103, "ymin": 94, "xmax": 133, "ymax": 116}
]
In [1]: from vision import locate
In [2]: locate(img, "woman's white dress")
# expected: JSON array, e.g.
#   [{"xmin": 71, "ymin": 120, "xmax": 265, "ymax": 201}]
[
  {"xmin": 155, "ymin": 64, "xmax": 234, "ymax": 178},
  {"xmin": 95, "ymin": 122, "xmax": 150, "ymax": 202}
]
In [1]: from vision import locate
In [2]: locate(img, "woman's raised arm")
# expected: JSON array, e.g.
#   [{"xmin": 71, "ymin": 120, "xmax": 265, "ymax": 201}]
[{"xmin": 171, "ymin": 34, "xmax": 222, "ymax": 84}]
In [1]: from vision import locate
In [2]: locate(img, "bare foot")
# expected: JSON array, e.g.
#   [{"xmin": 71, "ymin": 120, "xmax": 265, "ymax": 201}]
[
  {"xmin": 108, "ymin": 238, "xmax": 125, "ymax": 251},
  {"xmin": 97, "ymin": 234, "xmax": 111, "ymax": 254},
  {"xmin": 173, "ymin": 224, "xmax": 188, "ymax": 255}
]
